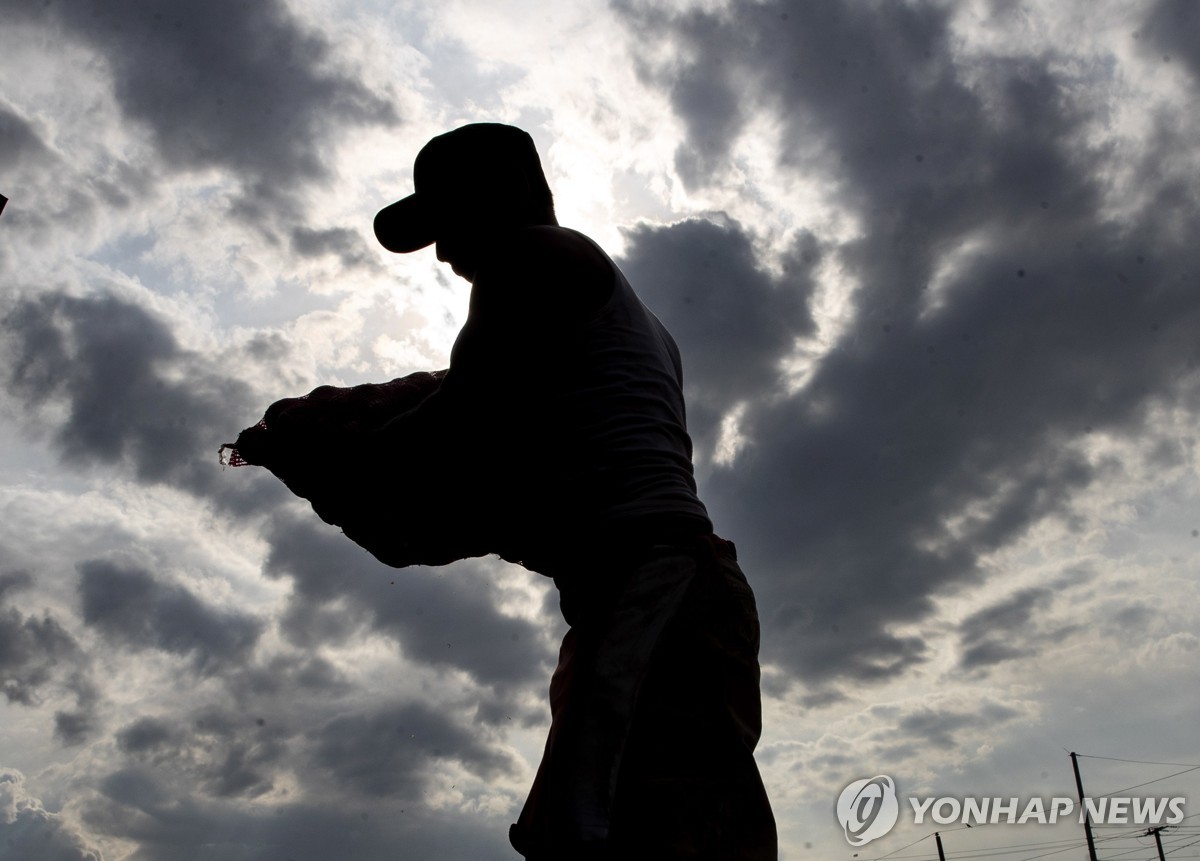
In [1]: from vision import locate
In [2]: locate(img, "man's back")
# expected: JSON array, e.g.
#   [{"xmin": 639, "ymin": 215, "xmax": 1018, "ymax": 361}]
[{"xmin": 443, "ymin": 225, "xmax": 711, "ymax": 572}]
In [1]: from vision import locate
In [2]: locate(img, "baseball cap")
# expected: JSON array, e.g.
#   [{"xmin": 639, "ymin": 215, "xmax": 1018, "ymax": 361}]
[{"xmin": 373, "ymin": 123, "xmax": 552, "ymax": 253}]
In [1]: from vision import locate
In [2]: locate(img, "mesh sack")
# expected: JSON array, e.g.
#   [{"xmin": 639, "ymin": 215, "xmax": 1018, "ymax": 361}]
[{"xmin": 221, "ymin": 369, "xmax": 494, "ymax": 567}]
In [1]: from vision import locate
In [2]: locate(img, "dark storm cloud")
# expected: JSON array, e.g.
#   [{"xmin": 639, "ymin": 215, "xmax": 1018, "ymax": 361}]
[
  {"xmin": 7, "ymin": 0, "xmax": 397, "ymax": 224},
  {"xmin": 614, "ymin": 0, "xmax": 1200, "ymax": 686},
  {"xmin": 0, "ymin": 569, "xmax": 34, "ymax": 602},
  {"xmin": 81, "ymin": 773, "xmax": 503, "ymax": 861},
  {"xmin": 894, "ymin": 700, "xmax": 1022, "ymax": 749},
  {"xmin": 619, "ymin": 0, "xmax": 964, "ymax": 206},
  {"xmin": 0, "ymin": 97, "xmax": 149, "ymax": 247},
  {"xmin": 224, "ymin": 652, "xmax": 353, "ymax": 703},
  {"xmin": 619, "ymin": 218, "xmax": 818, "ymax": 454},
  {"xmin": 114, "ymin": 708, "xmax": 288, "ymax": 799},
  {"xmin": 291, "ymin": 225, "xmax": 379, "ymax": 271},
  {"xmin": 960, "ymin": 587, "xmax": 1050, "ymax": 647},
  {"xmin": 1141, "ymin": 0, "xmax": 1200, "ymax": 83},
  {"xmin": 0, "ymin": 770, "xmax": 102, "ymax": 861},
  {"xmin": 1, "ymin": 290, "xmax": 283, "ymax": 513},
  {"xmin": 116, "ymin": 716, "xmax": 176, "ymax": 754},
  {"xmin": 0, "ymin": 102, "xmax": 49, "ymax": 171},
  {"xmin": 264, "ymin": 513, "xmax": 553, "ymax": 689},
  {"xmin": 0, "ymin": 573, "xmax": 78, "ymax": 706},
  {"xmin": 957, "ymin": 586, "xmax": 1068, "ymax": 671},
  {"xmin": 662, "ymin": 51, "xmax": 746, "ymax": 190},
  {"xmin": 94, "ymin": 675, "xmax": 522, "ymax": 848},
  {"xmin": 863, "ymin": 700, "xmax": 1023, "ymax": 755},
  {"xmin": 311, "ymin": 702, "xmax": 519, "ymax": 798},
  {"xmin": 54, "ymin": 697, "xmax": 100, "ymax": 747},
  {"xmin": 78, "ymin": 559, "xmax": 263, "ymax": 673},
  {"xmin": 0, "ymin": 569, "xmax": 100, "ymax": 745}
]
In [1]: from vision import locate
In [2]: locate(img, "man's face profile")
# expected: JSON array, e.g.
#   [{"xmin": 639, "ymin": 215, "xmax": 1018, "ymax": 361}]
[
  {"xmin": 431, "ymin": 181, "xmax": 527, "ymax": 281},
  {"xmin": 431, "ymin": 199, "xmax": 488, "ymax": 281}
]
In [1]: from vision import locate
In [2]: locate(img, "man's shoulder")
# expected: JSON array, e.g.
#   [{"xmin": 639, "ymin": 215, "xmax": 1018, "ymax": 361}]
[
  {"xmin": 485, "ymin": 226, "xmax": 615, "ymax": 319},
  {"xmin": 504, "ymin": 226, "xmax": 613, "ymax": 277}
]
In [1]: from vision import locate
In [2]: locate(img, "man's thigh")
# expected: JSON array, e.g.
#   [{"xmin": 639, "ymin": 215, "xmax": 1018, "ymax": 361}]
[{"xmin": 607, "ymin": 550, "xmax": 777, "ymax": 859}]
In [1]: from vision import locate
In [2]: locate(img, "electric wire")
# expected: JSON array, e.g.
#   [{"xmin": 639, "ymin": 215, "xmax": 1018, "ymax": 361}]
[
  {"xmin": 1097, "ymin": 765, "xmax": 1200, "ymax": 799},
  {"xmin": 1077, "ymin": 754, "xmax": 1200, "ymax": 769}
]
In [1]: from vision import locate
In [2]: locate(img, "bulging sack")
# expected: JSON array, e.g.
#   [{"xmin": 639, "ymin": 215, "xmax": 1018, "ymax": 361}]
[{"xmin": 221, "ymin": 369, "xmax": 494, "ymax": 568}]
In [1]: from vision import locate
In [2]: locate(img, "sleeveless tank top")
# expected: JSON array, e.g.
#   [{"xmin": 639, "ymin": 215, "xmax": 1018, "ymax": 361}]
[
  {"xmin": 497, "ymin": 231, "xmax": 711, "ymax": 571},
  {"xmin": 567, "ymin": 233, "xmax": 710, "ymax": 523}
]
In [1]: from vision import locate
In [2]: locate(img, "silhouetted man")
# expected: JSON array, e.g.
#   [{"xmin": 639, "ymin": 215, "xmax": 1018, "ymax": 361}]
[{"xmin": 372, "ymin": 123, "xmax": 776, "ymax": 860}]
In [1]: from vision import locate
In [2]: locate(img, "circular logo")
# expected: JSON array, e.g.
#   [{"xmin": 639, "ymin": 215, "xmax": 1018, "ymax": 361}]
[{"xmin": 837, "ymin": 775, "xmax": 899, "ymax": 846}]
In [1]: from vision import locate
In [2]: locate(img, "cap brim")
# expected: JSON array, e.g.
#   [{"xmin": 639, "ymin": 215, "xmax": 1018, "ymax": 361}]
[{"xmin": 374, "ymin": 194, "xmax": 435, "ymax": 253}]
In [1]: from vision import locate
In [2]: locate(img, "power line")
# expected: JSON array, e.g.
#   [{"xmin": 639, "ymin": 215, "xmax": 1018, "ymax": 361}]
[
  {"xmin": 1015, "ymin": 838, "xmax": 1094, "ymax": 861},
  {"xmin": 878, "ymin": 825, "xmax": 1171, "ymax": 861},
  {"xmin": 942, "ymin": 838, "xmax": 1089, "ymax": 856},
  {"xmin": 1168, "ymin": 814, "xmax": 1200, "ymax": 824},
  {"xmin": 1099, "ymin": 766, "xmax": 1200, "ymax": 799},
  {"xmin": 1167, "ymin": 836, "xmax": 1200, "ymax": 857},
  {"xmin": 1099, "ymin": 836, "xmax": 1174, "ymax": 861},
  {"xmin": 870, "ymin": 821, "xmax": 1195, "ymax": 861},
  {"xmin": 1094, "ymin": 827, "xmax": 1174, "ymax": 844},
  {"xmin": 1078, "ymin": 755, "xmax": 1200, "ymax": 769},
  {"xmin": 880, "ymin": 839, "xmax": 1081, "ymax": 861},
  {"xmin": 864, "ymin": 831, "xmax": 936, "ymax": 860},
  {"xmin": 956, "ymin": 844, "xmax": 1090, "ymax": 859}
]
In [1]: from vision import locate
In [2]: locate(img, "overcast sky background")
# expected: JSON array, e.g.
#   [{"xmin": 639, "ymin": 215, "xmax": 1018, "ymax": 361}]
[{"xmin": 2, "ymin": 1, "xmax": 1199, "ymax": 859}]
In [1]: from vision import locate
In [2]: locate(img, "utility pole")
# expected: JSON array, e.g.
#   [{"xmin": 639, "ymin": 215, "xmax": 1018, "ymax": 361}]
[
  {"xmin": 934, "ymin": 831, "xmax": 946, "ymax": 861},
  {"xmin": 1148, "ymin": 826, "xmax": 1167, "ymax": 861},
  {"xmin": 1070, "ymin": 752, "xmax": 1099, "ymax": 861}
]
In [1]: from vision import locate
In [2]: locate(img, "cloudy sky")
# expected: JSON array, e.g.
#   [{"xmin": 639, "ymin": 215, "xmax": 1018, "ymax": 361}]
[{"xmin": 2, "ymin": 0, "xmax": 1199, "ymax": 859}]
